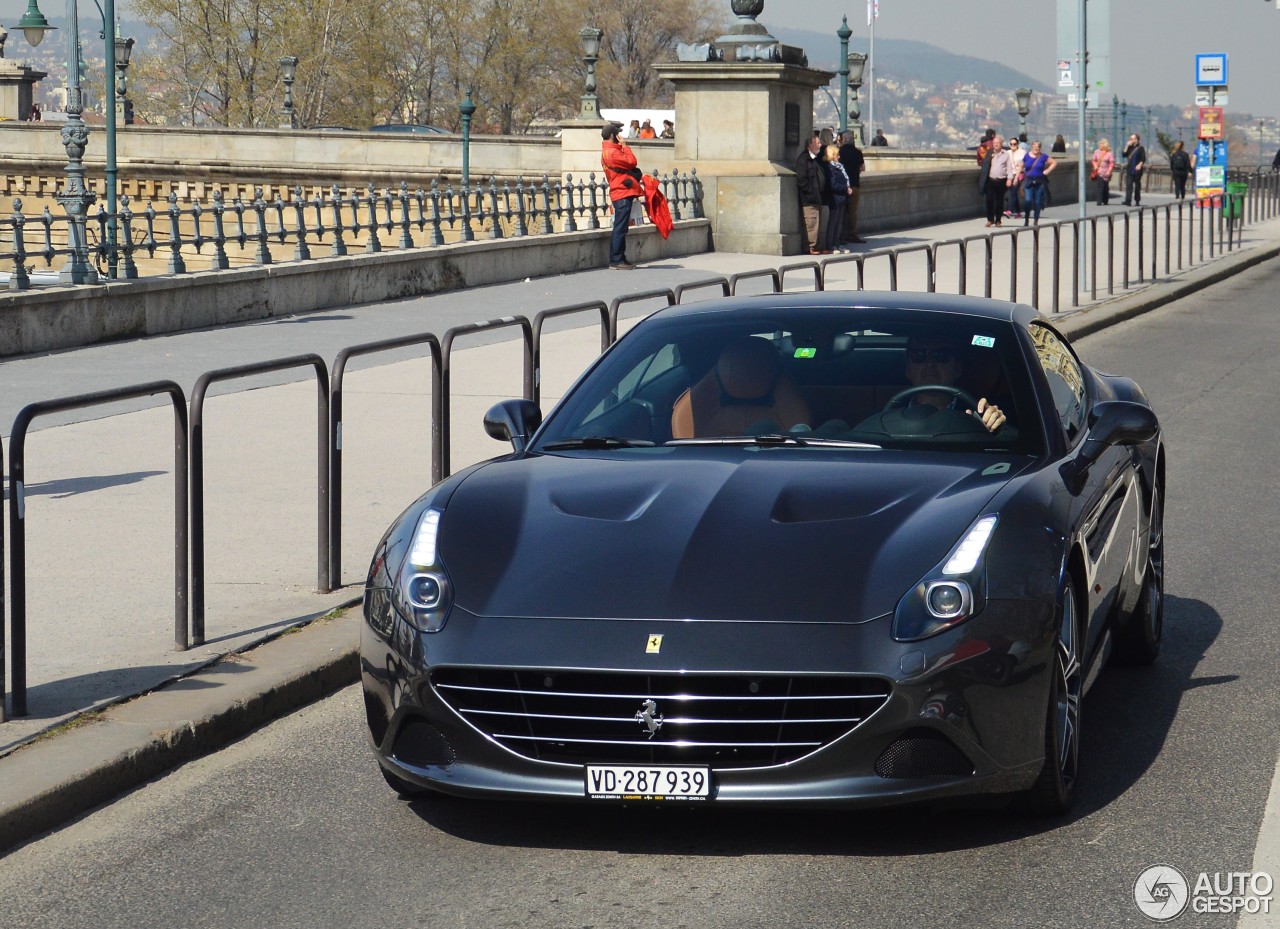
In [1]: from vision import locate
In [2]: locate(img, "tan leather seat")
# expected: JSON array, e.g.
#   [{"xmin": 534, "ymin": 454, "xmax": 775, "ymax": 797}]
[{"xmin": 671, "ymin": 337, "xmax": 812, "ymax": 439}]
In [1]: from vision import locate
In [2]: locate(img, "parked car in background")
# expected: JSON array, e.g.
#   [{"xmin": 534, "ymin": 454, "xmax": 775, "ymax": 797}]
[{"xmin": 367, "ymin": 123, "xmax": 450, "ymax": 135}]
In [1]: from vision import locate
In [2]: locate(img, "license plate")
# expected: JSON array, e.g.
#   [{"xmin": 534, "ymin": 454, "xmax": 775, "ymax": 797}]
[{"xmin": 585, "ymin": 765, "xmax": 711, "ymax": 801}]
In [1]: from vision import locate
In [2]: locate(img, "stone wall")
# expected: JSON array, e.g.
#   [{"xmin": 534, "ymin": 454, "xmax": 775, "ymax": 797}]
[{"xmin": 0, "ymin": 218, "xmax": 711, "ymax": 357}]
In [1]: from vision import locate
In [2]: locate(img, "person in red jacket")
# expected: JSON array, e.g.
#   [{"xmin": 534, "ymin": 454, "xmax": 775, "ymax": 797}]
[{"xmin": 601, "ymin": 122, "xmax": 643, "ymax": 270}]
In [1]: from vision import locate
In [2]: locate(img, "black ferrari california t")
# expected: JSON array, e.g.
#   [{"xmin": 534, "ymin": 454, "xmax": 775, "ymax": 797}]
[{"xmin": 361, "ymin": 292, "xmax": 1164, "ymax": 815}]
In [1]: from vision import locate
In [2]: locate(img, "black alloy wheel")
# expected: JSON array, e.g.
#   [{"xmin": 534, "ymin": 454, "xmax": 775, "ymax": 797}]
[
  {"xmin": 1021, "ymin": 582, "xmax": 1082, "ymax": 816},
  {"xmin": 1114, "ymin": 486, "xmax": 1164, "ymax": 665}
]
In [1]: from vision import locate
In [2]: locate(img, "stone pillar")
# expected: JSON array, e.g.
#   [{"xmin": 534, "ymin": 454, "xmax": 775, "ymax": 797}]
[
  {"xmin": 0, "ymin": 58, "xmax": 47, "ymax": 122},
  {"xmin": 559, "ymin": 118, "xmax": 613, "ymax": 185},
  {"xmin": 656, "ymin": 61, "xmax": 833, "ymax": 255}
]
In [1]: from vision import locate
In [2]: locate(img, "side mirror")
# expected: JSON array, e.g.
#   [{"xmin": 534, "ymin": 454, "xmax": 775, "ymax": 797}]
[
  {"xmin": 1060, "ymin": 401, "xmax": 1158, "ymax": 493},
  {"xmin": 484, "ymin": 399, "xmax": 542, "ymax": 453}
]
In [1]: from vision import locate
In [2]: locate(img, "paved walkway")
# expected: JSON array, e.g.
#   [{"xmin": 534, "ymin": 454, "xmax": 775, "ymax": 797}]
[{"xmin": 1, "ymin": 195, "xmax": 1278, "ymax": 850}]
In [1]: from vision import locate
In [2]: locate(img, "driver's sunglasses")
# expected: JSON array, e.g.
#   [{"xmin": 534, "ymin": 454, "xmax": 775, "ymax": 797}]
[{"xmin": 907, "ymin": 347, "xmax": 956, "ymax": 364}]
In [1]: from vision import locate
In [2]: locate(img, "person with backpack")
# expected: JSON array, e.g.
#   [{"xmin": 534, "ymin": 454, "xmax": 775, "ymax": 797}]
[{"xmin": 1169, "ymin": 141, "xmax": 1192, "ymax": 200}]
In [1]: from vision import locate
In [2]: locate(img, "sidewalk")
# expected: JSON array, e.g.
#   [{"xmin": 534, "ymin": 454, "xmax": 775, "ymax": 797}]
[{"xmin": 2, "ymin": 196, "xmax": 1279, "ymax": 852}]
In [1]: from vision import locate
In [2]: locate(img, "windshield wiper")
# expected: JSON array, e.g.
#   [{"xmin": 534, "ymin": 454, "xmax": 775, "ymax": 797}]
[
  {"xmin": 667, "ymin": 434, "xmax": 881, "ymax": 449},
  {"xmin": 541, "ymin": 436, "xmax": 656, "ymax": 450}
]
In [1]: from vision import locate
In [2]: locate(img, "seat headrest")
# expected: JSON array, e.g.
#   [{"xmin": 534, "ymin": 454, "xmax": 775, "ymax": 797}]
[{"xmin": 716, "ymin": 337, "xmax": 781, "ymax": 400}]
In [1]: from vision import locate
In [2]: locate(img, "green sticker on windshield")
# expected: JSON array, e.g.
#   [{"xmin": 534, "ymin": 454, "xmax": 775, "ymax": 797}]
[
  {"xmin": 971, "ymin": 335, "xmax": 996, "ymax": 348},
  {"xmin": 794, "ymin": 347, "xmax": 817, "ymax": 359}
]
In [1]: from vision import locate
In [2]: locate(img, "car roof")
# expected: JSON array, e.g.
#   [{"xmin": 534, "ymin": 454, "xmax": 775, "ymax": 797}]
[{"xmin": 649, "ymin": 291, "xmax": 1038, "ymax": 327}]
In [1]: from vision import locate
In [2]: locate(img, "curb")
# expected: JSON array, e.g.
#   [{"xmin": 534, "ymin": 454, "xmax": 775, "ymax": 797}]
[{"xmin": 0, "ymin": 611, "xmax": 360, "ymax": 855}]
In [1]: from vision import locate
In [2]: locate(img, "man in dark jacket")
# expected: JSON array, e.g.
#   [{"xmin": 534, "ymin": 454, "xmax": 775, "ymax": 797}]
[
  {"xmin": 838, "ymin": 130, "xmax": 867, "ymax": 244},
  {"xmin": 796, "ymin": 132, "xmax": 828, "ymax": 254},
  {"xmin": 601, "ymin": 122, "xmax": 643, "ymax": 269},
  {"xmin": 1121, "ymin": 133, "xmax": 1146, "ymax": 206}
]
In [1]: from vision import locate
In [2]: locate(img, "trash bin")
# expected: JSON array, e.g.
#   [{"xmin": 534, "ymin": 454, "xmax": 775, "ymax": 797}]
[{"xmin": 1225, "ymin": 181, "xmax": 1248, "ymax": 220}]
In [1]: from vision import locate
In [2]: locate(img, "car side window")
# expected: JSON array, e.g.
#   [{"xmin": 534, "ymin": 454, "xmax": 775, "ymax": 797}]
[
  {"xmin": 585, "ymin": 342, "xmax": 680, "ymax": 419},
  {"xmin": 1029, "ymin": 323, "xmax": 1087, "ymax": 441}
]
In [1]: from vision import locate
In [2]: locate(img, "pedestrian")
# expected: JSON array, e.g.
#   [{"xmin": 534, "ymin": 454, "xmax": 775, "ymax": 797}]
[
  {"xmin": 659, "ymin": 119, "xmax": 675, "ymax": 139},
  {"xmin": 819, "ymin": 126, "xmax": 835, "ymax": 148},
  {"xmin": 1091, "ymin": 138, "xmax": 1115, "ymax": 205},
  {"xmin": 28, "ymin": 102, "xmax": 41, "ymax": 121},
  {"xmin": 638, "ymin": 119, "xmax": 656, "ymax": 139},
  {"xmin": 1020, "ymin": 140, "xmax": 1056, "ymax": 224},
  {"xmin": 1005, "ymin": 137, "xmax": 1024, "ymax": 218},
  {"xmin": 1121, "ymin": 133, "xmax": 1146, "ymax": 206},
  {"xmin": 1271, "ymin": 146, "xmax": 1279, "ymax": 172},
  {"xmin": 978, "ymin": 134, "xmax": 1012, "ymax": 227},
  {"xmin": 1051, "ymin": 134, "xmax": 1067, "ymax": 153},
  {"xmin": 1169, "ymin": 140, "xmax": 1192, "ymax": 200},
  {"xmin": 625, "ymin": 118, "xmax": 641, "ymax": 139},
  {"xmin": 795, "ymin": 132, "xmax": 829, "ymax": 255},
  {"xmin": 976, "ymin": 128, "xmax": 996, "ymax": 165},
  {"xmin": 601, "ymin": 122, "xmax": 643, "ymax": 270},
  {"xmin": 871, "ymin": 129, "xmax": 888, "ymax": 147},
  {"xmin": 823, "ymin": 143, "xmax": 852, "ymax": 253},
  {"xmin": 837, "ymin": 129, "xmax": 867, "ymax": 244}
]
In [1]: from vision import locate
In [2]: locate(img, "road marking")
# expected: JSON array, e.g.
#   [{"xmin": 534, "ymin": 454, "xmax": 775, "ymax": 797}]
[{"xmin": 1238, "ymin": 747, "xmax": 1280, "ymax": 929}]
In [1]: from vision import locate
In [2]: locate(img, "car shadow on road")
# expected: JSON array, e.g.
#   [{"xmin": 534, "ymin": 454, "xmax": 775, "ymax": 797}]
[{"xmin": 407, "ymin": 594, "xmax": 1222, "ymax": 856}]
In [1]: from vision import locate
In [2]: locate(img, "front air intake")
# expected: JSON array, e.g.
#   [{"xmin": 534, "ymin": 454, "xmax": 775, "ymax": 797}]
[
  {"xmin": 432, "ymin": 668, "xmax": 892, "ymax": 769},
  {"xmin": 392, "ymin": 719, "xmax": 455, "ymax": 767},
  {"xmin": 874, "ymin": 729, "xmax": 974, "ymax": 778}
]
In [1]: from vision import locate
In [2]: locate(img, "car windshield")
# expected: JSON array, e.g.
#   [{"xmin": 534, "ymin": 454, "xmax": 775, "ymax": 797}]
[{"xmin": 533, "ymin": 307, "xmax": 1045, "ymax": 456}]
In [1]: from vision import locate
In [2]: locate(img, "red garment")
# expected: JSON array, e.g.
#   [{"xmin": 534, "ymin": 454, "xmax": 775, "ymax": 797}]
[
  {"xmin": 641, "ymin": 174, "xmax": 673, "ymax": 240},
  {"xmin": 601, "ymin": 139, "xmax": 642, "ymax": 203}
]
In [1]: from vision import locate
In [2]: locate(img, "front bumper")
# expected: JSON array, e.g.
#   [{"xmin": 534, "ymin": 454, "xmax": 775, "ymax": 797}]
[{"xmin": 361, "ymin": 599, "xmax": 1057, "ymax": 808}]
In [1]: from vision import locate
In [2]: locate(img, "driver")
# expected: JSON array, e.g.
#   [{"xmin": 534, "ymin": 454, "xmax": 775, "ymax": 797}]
[{"xmin": 903, "ymin": 336, "xmax": 1007, "ymax": 433}]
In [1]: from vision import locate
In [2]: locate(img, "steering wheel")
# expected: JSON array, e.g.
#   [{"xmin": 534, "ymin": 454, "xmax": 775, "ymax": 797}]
[{"xmin": 886, "ymin": 384, "xmax": 982, "ymax": 413}]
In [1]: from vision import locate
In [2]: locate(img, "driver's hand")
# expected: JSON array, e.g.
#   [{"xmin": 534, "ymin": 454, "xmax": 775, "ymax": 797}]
[{"xmin": 969, "ymin": 398, "xmax": 1006, "ymax": 433}]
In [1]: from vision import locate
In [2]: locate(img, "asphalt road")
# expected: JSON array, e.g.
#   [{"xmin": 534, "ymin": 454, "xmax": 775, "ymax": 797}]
[{"xmin": 2, "ymin": 260, "xmax": 1279, "ymax": 929}]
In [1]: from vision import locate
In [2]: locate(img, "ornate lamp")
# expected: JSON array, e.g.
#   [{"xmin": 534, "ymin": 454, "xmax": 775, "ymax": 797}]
[{"xmin": 579, "ymin": 26, "xmax": 603, "ymax": 119}]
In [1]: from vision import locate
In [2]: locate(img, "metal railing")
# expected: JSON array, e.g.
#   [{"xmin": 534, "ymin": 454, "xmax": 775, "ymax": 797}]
[
  {"xmin": 4, "ymin": 382, "xmax": 188, "ymax": 721},
  {"xmin": 0, "ymin": 170, "xmax": 705, "ymax": 288},
  {"xmin": 189, "ymin": 357, "xmax": 330, "ymax": 647},
  {"xmin": 3, "ymin": 185, "xmax": 1278, "ymax": 719}
]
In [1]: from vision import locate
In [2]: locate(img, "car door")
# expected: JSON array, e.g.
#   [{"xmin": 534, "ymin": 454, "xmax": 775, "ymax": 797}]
[{"xmin": 1030, "ymin": 323, "xmax": 1141, "ymax": 665}]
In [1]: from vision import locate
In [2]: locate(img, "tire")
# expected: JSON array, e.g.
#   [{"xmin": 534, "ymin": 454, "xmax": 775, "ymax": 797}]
[
  {"xmin": 1020, "ymin": 583, "xmax": 1082, "ymax": 816},
  {"xmin": 1113, "ymin": 486, "xmax": 1164, "ymax": 666},
  {"xmin": 379, "ymin": 763, "xmax": 429, "ymax": 799}
]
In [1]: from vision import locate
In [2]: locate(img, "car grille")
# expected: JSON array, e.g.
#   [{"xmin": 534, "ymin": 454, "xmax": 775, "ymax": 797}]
[{"xmin": 431, "ymin": 668, "xmax": 892, "ymax": 769}]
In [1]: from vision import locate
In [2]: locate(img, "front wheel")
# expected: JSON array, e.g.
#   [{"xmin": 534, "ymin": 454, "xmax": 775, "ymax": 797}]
[
  {"xmin": 1020, "ymin": 583, "xmax": 1082, "ymax": 816},
  {"xmin": 1113, "ymin": 486, "xmax": 1164, "ymax": 666}
]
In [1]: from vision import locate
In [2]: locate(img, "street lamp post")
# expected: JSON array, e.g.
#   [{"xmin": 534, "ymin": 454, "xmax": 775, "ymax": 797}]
[
  {"xmin": 1015, "ymin": 87, "xmax": 1032, "ymax": 142},
  {"xmin": 114, "ymin": 34, "xmax": 134, "ymax": 126},
  {"xmin": 836, "ymin": 16, "xmax": 851, "ymax": 134},
  {"xmin": 847, "ymin": 51, "xmax": 867, "ymax": 145},
  {"xmin": 578, "ymin": 26, "xmax": 603, "ymax": 119},
  {"xmin": 20, "ymin": 0, "xmax": 133, "ymax": 280},
  {"xmin": 278, "ymin": 55, "xmax": 298, "ymax": 129},
  {"xmin": 459, "ymin": 90, "xmax": 476, "ymax": 187}
]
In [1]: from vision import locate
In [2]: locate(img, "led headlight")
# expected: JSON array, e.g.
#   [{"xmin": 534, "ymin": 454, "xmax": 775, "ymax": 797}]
[
  {"xmin": 394, "ymin": 507, "xmax": 454, "ymax": 632},
  {"xmin": 893, "ymin": 515, "xmax": 997, "ymax": 642}
]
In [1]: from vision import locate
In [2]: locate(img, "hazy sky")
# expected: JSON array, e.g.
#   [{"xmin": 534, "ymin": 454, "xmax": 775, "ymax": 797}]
[
  {"xmin": 768, "ymin": 0, "xmax": 1280, "ymax": 118},
  {"xmin": 1, "ymin": 1, "xmax": 1276, "ymax": 118}
]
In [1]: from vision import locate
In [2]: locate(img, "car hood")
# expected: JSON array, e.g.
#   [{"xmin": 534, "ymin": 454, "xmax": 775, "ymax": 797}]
[{"xmin": 439, "ymin": 449, "xmax": 1027, "ymax": 624}]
